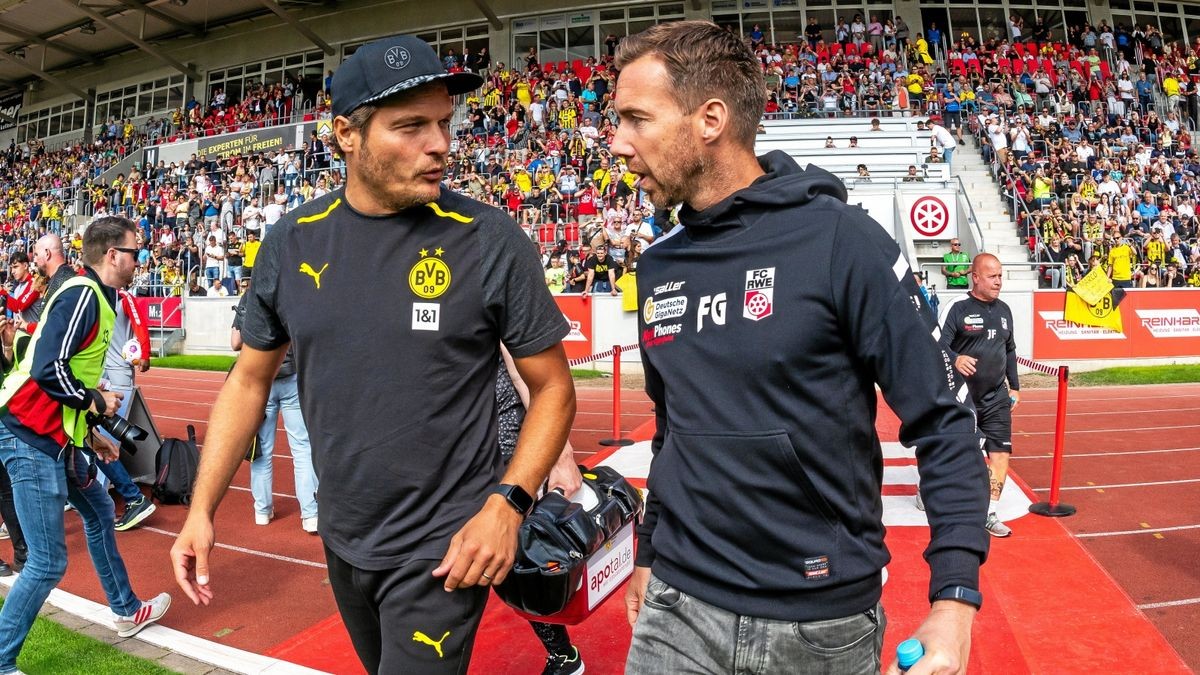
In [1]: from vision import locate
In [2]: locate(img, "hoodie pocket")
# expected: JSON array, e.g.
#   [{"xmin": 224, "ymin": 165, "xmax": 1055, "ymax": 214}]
[{"xmin": 649, "ymin": 429, "xmax": 841, "ymax": 587}]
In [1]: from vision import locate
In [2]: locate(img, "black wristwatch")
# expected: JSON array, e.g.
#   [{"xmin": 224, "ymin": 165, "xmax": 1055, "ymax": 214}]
[
  {"xmin": 492, "ymin": 484, "xmax": 535, "ymax": 518},
  {"xmin": 932, "ymin": 585, "xmax": 983, "ymax": 610}
]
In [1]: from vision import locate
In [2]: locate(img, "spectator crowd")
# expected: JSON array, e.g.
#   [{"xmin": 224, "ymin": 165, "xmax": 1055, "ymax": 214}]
[{"xmin": 4, "ymin": 18, "xmax": 1200, "ymax": 304}]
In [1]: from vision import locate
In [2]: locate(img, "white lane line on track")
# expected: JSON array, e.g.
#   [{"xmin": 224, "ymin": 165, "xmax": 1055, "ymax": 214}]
[
  {"xmin": 1013, "ymin": 446, "xmax": 1200, "ymax": 460},
  {"xmin": 1033, "ymin": 478, "xmax": 1200, "ymax": 491},
  {"xmin": 1017, "ymin": 407, "xmax": 1200, "ymax": 418},
  {"xmin": 1017, "ymin": 424, "xmax": 1200, "ymax": 435},
  {"xmin": 1137, "ymin": 597, "xmax": 1200, "ymax": 610},
  {"xmin": 1077, "ymin": 524, "xmax": 1200, "ymax": 538},
  {"xmin": 141, "ymin": 526, "xmax": 326, "ymax": 569}
]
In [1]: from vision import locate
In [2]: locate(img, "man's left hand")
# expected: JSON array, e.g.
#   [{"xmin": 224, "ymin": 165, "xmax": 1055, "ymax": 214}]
[
  {"xmin": 91, "ymin": 433, "xmax": 121, "ymax": 463},
  {"xmin": 1009, "ymin": 389, "xmax": 1020, "ymax": 410},
  {"xmin": 883, "ymin": 600, "xmax": 975, "ymax": 675},
  {"xmin": 432, "ymin": 494, "xmax": 522, "ymax": 590}
]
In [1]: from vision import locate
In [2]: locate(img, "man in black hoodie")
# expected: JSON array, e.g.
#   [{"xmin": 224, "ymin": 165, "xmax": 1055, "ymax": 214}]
[{"xmin": 612, "ymin": 21, "xmax": 989, "ymax": 675}]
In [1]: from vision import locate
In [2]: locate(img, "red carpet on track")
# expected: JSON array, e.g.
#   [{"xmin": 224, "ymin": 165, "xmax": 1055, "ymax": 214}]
[
  {"xmin": 34, "ymin": 372, "xmax": 1190, "ymax": 673},
  {"xmin": 267, "ymin": 403, "xmax": 1189, "ymax": 674}
]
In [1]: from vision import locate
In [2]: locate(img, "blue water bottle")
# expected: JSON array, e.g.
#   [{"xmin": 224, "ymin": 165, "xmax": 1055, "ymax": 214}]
[{"xmin": 897, "ymin": 638, "xmax": 924, "ymax": 672}]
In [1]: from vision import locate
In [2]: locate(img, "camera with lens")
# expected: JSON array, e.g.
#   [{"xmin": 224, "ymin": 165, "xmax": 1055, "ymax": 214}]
[{"xmin": 87, "ymin": 413, "xmax": 148, "ymax": 454}]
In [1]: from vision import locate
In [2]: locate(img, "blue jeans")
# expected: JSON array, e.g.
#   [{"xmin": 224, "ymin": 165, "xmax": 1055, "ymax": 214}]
[
  {"xmin": 0, "ymin": 425, "xmax": 141, "ymax": 671},
  {"xmin": 205, "ymin": 266, "xmax": 220, "ymax": 283},
  {"xmin": 942, "ymin": 147, "xmax": 954, "ymax": 168},
  {"xmin": 95, "ymin": 385, "xmax": 144, "ymax": 503},
  {"xmin": 627, "ymin": 574, "xmax": 885, "ymax": 674},
  {"xmin": 250, "ymin": 375, "xmax": 317, "ymax": 519}
]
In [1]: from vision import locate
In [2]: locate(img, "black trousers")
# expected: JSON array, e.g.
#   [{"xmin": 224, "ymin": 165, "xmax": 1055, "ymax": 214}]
[
  {"xmin": 0, "ymin": 461, "xmax": 27, "ymax": 563},
  {"xmin": 324, "ymin": 545, "xmax": 489, "ymax": 675}
]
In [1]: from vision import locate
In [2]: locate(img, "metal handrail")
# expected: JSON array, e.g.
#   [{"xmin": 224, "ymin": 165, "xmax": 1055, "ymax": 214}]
[{"xmin": 955, "ymin": 173, "xmax": 987, "ymax": 252}]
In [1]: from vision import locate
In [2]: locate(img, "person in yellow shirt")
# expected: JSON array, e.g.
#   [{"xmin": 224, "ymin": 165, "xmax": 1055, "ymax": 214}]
[
  {"xmin": 536, "ymin": 167, "xmax": 556, "ymax": 191},
  {"xmin": 1144, "ymin": 228, "xmax": 1167, "ymax": 265},
  {"xmin": 1106, "ymin": 238, "xmax": 1136, "ymax": 288},
  {"xmin": 513, "ymin": 166, "xmax": 533, "ymax": 195},
  {"xmin": 558, "ymin": 105, "xmax": 578, "ymax": 130},
  {"xmin": 915, "ymin": 36, "xmax": 933, "ymax": 65},
  {"xmin": 593, "ymin": 158, "xmax": 613, "ymax": 195},
  {"xmin": 241, "ymin": 231, "xmax": 262, "ymax": 277}
]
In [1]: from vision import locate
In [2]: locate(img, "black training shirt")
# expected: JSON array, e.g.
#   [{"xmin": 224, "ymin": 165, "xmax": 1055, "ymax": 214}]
[
  {"xmin": 939, "ymin": 293, "xmax": 1020, "ymax": 403},
  {"xmin": 238, "ymin": 187, "xmax": 568, "ymax": 569}
]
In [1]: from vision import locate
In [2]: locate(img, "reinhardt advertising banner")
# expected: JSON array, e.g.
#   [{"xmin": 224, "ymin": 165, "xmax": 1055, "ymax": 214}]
[{"xmin": 1033, "ymin": 289, "xmax": 1200, "ymax": 360}]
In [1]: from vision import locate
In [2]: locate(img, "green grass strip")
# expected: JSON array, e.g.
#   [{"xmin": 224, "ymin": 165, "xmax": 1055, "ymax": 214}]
[
  {"xmin": 570, "ymin": 369, "xmax": 607, "ymax": 379},
  {"xmin": 1070, "ymin": 364, "xmax": 1200, "ymax": 387},
  {"xmin": 0, "ymin": 599, "xmax": 175, "ymax": 674},
  {"xmin": 150, "ymin": 355, "xmax": 236, "ymax": 372}
]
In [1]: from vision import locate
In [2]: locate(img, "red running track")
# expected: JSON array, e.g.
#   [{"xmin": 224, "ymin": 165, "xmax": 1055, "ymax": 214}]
[{"xmin": 10, "ymin": 370, "xmax": 1192, "ymax": 673}]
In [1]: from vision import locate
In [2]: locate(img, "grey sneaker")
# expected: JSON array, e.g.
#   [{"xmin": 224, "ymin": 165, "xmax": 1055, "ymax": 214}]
[
  {"xmin": 914, "ymin": 491, "xmax": 925, "ymax": 511},
  {"xmin": 114, "ymin": 592, "xmax": 171, "ymax": 638},
  {"xmin": 985, "ymin": 512, "xmax": 1012, "ymax": 538}
]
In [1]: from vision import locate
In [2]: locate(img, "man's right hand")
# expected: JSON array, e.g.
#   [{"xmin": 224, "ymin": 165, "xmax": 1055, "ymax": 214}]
[
  {"xmin": 89, "ymin": 389, "xmax": 124, "ymax": 417},
  {"xmin": 625, "ymin": 565, "xmax": 651, "ymax": 627},
  {"xmin": 954, "ymin": 355, "xmax": 978, "ymax": 377},
  {"xmin": 170, "ymin": 514, "xmax": 215, "ymax": 606}
]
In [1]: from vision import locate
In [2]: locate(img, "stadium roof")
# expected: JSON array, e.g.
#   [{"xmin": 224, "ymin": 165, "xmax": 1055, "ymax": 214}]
[{"xmin": 0, "ymin": 0, "xmax": 343, "ymax": 99}]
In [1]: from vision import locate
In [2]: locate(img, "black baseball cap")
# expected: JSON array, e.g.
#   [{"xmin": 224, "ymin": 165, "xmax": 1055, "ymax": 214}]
[{"xmin": 332, "ymin": 35, "xmax": 483, "ymax": 118}]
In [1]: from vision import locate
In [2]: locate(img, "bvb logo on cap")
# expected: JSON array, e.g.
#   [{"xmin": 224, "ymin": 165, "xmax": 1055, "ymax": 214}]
[{"xmin": 385, "ymin": 46, "xmax": 411, "ymax": 70}]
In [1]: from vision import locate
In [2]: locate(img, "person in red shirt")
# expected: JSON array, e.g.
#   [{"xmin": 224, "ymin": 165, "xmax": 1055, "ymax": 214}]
[{"xmin": 4, "ymin": 252, "xmax": 40, "ymax": 325}]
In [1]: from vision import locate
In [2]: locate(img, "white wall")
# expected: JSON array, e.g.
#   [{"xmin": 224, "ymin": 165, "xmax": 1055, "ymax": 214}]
[{"xmin": 182, "ymin": 297, "xmax": 239, "ymax": 356}]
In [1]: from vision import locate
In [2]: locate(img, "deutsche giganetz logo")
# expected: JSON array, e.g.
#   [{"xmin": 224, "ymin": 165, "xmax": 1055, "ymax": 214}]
[{"xmin": 385, "ymin": 46, "xmax": 411, "ymax": 70}]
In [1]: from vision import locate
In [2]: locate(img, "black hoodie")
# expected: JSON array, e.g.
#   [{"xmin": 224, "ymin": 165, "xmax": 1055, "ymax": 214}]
[{"xmin": 635, "ymin": 151, "xmax": 990, "ymax": 621}]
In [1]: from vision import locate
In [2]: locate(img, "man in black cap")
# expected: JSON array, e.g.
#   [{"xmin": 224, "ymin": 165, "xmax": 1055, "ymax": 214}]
[{"xmin": 171, "ymin": 35, "xmax": 575, "ymax": 673}]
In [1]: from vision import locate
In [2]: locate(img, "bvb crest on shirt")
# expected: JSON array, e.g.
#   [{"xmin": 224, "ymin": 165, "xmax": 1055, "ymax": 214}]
[{"xmin": 409, "ymin": 247, "xmax": 452, "ymax": 299}]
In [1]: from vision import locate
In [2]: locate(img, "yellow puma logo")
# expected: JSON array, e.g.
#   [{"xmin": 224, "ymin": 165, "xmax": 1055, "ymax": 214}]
[
  {"xmin": 299, "ymin": 262, "xmax": 329, "ymax": 289},
  {"xmin": 412, "ymin": 630, "xmax": 450, "ymax": 658}
]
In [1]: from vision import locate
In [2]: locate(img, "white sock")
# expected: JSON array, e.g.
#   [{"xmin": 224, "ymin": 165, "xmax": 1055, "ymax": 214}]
[{"xmin": 989, "ymin": 499, "xmax": 1000, "ymax": 515}]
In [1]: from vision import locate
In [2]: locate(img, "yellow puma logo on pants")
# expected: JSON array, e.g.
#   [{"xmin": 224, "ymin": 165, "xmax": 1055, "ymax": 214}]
[
  {"xmin": 299, "ymin": 262, "xmax": 329, "ymax": 289},
  {"xmin": 412, "ymin": 630, "xmax": 451, "ymax": 658}
]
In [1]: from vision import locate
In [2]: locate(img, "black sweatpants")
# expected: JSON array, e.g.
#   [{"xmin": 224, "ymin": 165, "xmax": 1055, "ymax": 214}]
[{"xmin": 324, "ymin": 545, "xmax": 489, "ymax": 674}]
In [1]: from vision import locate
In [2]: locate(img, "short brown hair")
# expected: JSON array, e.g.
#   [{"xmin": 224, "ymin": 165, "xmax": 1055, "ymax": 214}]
[
  {"xmin": 615, "ymin": 21, "xmax": 766, "ymax": 146},
  {"xmin": 82, "ymin": 216, "xmax": 137, "ymax": 266}
]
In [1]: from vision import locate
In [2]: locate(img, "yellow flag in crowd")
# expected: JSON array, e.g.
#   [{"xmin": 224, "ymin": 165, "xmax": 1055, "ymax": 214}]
[
  {"xmin": 1064, "ymin": 267, "xmax": 1125, "ymax": 333},
  {"xmin": 1071, "ymin": 265, "xmax": 1114, "ymax": 306}
]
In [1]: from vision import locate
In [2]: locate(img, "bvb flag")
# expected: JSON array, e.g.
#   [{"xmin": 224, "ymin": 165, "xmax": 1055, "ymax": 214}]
[{"xmin": 1064, "ymin": 266, "xmax": 1126, "ymax": 332}]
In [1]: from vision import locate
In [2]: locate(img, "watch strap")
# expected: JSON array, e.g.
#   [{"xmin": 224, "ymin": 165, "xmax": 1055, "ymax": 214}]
[{"xmin": 932, "ymin": 585, "xmax": 983, "ymax": 610}]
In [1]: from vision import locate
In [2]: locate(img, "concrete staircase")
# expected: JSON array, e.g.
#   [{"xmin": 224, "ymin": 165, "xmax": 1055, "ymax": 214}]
[{"xmin": 950, "ymin": 138, "xmax": 1039, "ymax": 291}]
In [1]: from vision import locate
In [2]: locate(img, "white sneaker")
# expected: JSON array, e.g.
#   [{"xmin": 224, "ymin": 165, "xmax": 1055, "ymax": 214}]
[
  {"xmin": 914, "ymin": 491, "xmax": 925, "ymax": 512},
  {"xmin": 301, "ymin": 516, "xmax": 318, "ymax": 534},
  {"xmin": 985, "ymin": 512, "xmax": 1012, "ymax": 538},
  {"xmin": 254, "ymin": 510, "xmax": 274, "ymax": 526},
  {"xmin": 114, "ymin": 592, "xmax": 171, "ymax": 638},
  {"xmin": 0, "ymin": 523, "xmax": 8, "ymax": 540}
]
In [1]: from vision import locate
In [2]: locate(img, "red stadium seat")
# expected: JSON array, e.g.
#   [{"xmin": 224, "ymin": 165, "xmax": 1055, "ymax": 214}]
[
  {"xmin": 950, "ymin": 58, "xmax": 966, "ymax": 76},
  {"xmin": 844, "ymin": 42, "xmax": 859, "ymax": 57},
  {"xmin": 563, "ymin": 223, "xmax": 581, "ymax": 245},
  {"xmin": 537, "ymin": 225, "xmax": 556, "ymax": 244},
  {"xmin": 1070, "ymin": 60, "xmax": 1087, "ymax": 78},
  {"xmin": 1099, "ymin": 61, "xmax": 1112, "ymax": 80},
  {"xmin": 998, "ymin": 59, "xmax": 1012, "ymax": 75},
  {"xmin": 1013, "ymin": 42, "xmax": 1027, "ymax": 58},
  {"xmin": 830, "ymin": 43, "xmax": 843, "ymax": 58},
  {"xmin": 1011, "ymin": 58, "xmax": 1025, "ymax": 75},
  {"xmin": 969, "ymin": 60, "xmax": 983, "ymax": 76}
]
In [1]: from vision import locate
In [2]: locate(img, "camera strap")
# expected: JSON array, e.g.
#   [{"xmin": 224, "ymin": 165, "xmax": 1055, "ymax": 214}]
[{"xmin": 63, "ymin": 444, "xmax": 98, "ymax": 490}]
